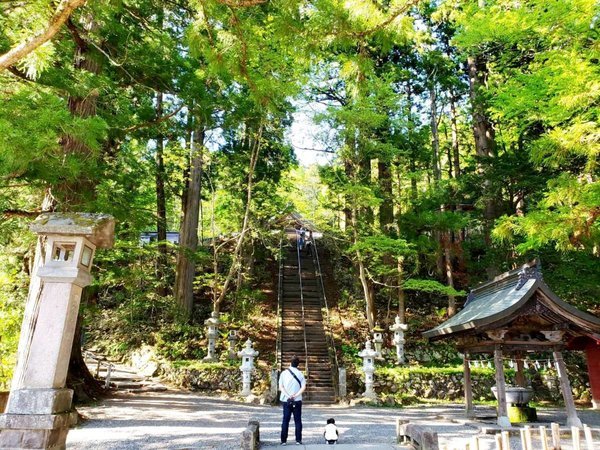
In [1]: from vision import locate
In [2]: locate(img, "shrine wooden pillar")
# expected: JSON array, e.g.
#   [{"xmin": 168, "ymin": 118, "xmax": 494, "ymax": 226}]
[
  {"xmin": 585, "ymin": 342, "xmax": 600, "ymax": 409},
  {"xmin": 553, "ymin": 349, "xmax": 582, "ymax": 428},
  {"xmin": 463, "ymin": 352, "xmax": 474, "ymax": 418},
  {"xmin": 515, "ymin": 352, "xmax": 526, "ymax": 388},
  {"xmin": 493, "ymin": 346, "xmax": 511, "ymax": 427}
]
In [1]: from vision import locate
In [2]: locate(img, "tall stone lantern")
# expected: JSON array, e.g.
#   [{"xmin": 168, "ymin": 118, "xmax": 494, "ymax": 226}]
[
  {"xmin": 372, "ymin": 324, "xmax": 384, "ymax": 358},
  {"xmin": 0, "ymin": 213, "xmax": 114, "ymax": 450},
  {"xmin": 203, "ymin": 311, "xmax": 220, "ymax": 362},
  {"xmin": 358, "ymin": 340, "xmax": 380, "ymax": 400},
  {"xmin": 238, "ymin": 339, "xmax": 259, "ymax": 396},
  {"xmin": 389, "ymin": 316, "xmax": 408, "ymax": 365},
  {"xmin": 227, "ymin": 327, "xmax": 239, "ymax": 360}
]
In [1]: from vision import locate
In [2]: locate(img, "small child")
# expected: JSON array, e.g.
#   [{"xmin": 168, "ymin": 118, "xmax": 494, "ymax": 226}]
[{"xmin": 323, "ymin": 418, "xmax": 338, "ymax": 445}]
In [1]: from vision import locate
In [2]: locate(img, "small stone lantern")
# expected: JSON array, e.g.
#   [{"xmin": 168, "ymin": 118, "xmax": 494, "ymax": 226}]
[
  {"xmin": 203, "ymin": 311, "xmax": 220, "ymax": 362},
  {"xmin": 389, "ymin": 316, "xmax": 408, "ymax": 365},
  {"xmin": 238, "ymin": 339, "xmax": 259, "ymax": 396},
  {"xmin": 372, "ymin": 324, "xmax": 384, "ymax": 358},
  {"xmin": 0, "ymin": 213, "xmax": 114, "ymax": 450},
  {"xmin": 358, "ymin": 339, "xmax": 380, "ymax": 400},
  {"xmin": 227, "ymin": 328, "xmax": 239, "ymax": 360}
]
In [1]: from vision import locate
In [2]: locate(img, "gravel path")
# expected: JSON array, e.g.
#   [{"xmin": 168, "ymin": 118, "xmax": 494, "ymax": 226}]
[{"xmin": 66, "ymin": 390, "xmax": 600, "ymax": 450}]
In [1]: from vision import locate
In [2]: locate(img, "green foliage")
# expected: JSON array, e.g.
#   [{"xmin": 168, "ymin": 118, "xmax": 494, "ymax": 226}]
[
  {"xmin": 403, "ymin": 279, "xmax": 465, "ymax": 297},
  {"xmin": 0, "ymin": 230, "xmax": 33, "ymax": 388},
  {"xmin": 154, "ymin": 322, "xmax": 205, "ymax": 361},
  {"xmin": 378, "ymin": 365, "xmax": 496, "ymax": 378},
  {"xmin": 494, "ymin": 174, "xmax": 600, "ymax": 253}
]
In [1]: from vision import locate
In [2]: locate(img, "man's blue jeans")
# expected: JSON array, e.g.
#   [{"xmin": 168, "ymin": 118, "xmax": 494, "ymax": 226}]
[{"xmin": 281, "ymin": 400, "xmax": 302, "ymax": 443}]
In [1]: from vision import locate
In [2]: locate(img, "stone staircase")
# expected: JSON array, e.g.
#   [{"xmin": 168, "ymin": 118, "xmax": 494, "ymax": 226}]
[
  {"xmin": 84, "ymin": 352, "xmax": 168, "ymax": 393},
  {"xmin": 280, "ymin": 234, "xmax": 336, "ymax": 404}
]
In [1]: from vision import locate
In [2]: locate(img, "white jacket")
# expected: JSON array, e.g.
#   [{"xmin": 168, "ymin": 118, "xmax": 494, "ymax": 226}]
[{"xmin": 324, "ymin": 423, "xmax": 338, "ymax": 441}]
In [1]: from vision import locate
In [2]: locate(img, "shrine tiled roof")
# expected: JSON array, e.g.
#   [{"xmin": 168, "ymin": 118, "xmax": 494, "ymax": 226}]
[{"xmin": 423, "ymin": 260, "xmax": 600, "ymax": 340}]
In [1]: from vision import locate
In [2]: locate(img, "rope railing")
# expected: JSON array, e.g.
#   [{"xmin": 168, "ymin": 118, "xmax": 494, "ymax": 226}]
[
  {"xmin": 275, "ymin": 235, "xmax": 284, "ymax": 373},
  {"xmin": 83, "ymin": 351, "xmax": 115, "ymax": 389},
  {"xmin": 312, "ymin": 237, "xmax": 340, "ymax": 397},
  {"xmin": 295, "ymin": 231, "xmax": 310, "ymax": 385}
]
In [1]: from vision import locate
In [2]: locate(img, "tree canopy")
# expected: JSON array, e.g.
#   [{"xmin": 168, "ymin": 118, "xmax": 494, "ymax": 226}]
[{"xmin": 1, "ymin": 0, "xmax": 598, "ymax": 387}]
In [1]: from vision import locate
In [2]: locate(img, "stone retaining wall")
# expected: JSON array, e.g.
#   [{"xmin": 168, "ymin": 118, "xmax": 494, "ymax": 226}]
[
  {"xmin": 160, "ymin": 363, "xmax": 272, "ymax": 400},
  {"xmin": 345, "ymin": 366, "xmax": 591, "ymax": 406}
]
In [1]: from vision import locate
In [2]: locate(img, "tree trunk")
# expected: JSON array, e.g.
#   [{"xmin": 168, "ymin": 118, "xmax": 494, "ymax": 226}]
[
  {"xmin": 155, "ymin": 92, "xmax": 168, "ymax": 297},
  {"xmin": 213, "ymin": 126, "xmax": 263, "ymax": 313},
  {"xmin": 359, "ymin": 156, "xmax": 373, "ymax": 226},
  {"xmin": 430, "ymin": 86, "xmax": 441, "ymax": 182},
  {"xmin": 397, "ymin": 256, "xmax": 406, "ymax": 323},
  {"xmin": 442, "ymin": 231, "xmax": 456, "ymax": 316},
  {"xmin": 450, "ymin": 93, "xmax": 461, "ymax": 178},
  {"xmin": 351, "ymin": 203, "xmax": 375, "ymax": 329},
  {"xmin": 67, "ymin": 294, "xmax": 104, "ymax": 402},
  {"xmin": 468, "ymin": 53, "xmax": 497, "ymax": 238},
  {"xmin": 343, "ymin": 159, "xmax": 353, "ymax": 231},
  {"xmin": 61, "ymin": 15, "xmax": 106, "ymax": 402},
  {"xmin": 174, "ymin": 121, "xmax": 204, "ymax": 316},
  {"xmin": 378, "ymin": 161, "xmax": 393, "ymax": 233}
]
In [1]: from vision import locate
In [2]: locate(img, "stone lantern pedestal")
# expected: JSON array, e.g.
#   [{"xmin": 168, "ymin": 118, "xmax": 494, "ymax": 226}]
[
  {"xmin": 358, "ymin": 340, "xmax": 380, "ymax": 400},
  {"xmin": 0, "ymin": 213, "xmax": 114, "ymax": 450},
  {"xmin": 389, "ymin": 316, "xmax": 408, "ymax": 365},
  {"xmin": 203, "ymin": 311, "xmax": 220, "ymax": 362},
  {"xmin": 238, "ymin": 340, "xmax": 259, "ymax": 397}
]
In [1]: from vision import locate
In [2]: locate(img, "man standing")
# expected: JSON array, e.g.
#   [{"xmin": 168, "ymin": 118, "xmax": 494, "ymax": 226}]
[{"xmin": 279, "ymin": 356, "xmax": 307, "ymax": 445}]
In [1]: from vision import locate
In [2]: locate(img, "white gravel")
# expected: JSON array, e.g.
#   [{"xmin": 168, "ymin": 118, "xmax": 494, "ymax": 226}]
[{"xmin": 66, "ymin": 391, "xmax": 600, "ymax": 450}]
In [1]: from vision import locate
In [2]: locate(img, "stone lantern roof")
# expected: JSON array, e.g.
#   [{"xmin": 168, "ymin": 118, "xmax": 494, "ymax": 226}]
[{"xmin": 30, "ymin": 213, "xmax": 115, "ymax": 248}]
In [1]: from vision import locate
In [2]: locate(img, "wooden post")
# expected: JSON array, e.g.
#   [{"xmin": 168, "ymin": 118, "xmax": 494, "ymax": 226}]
[
  {"xmin": 524, "ymin": 426, "xmax": 533, "ymax": 450},
  {"xmin": 464, "ymin": 352, "xmax": 475, "ymax": 418},
  {"xmin": 494, "ymin": 433, "xmax": 503, "ymax": 450},
  {"xmin": 520, "ymin": 429, "xmax": 528, "ymax": 450},
  {"xmin": 539, "ymin": 426, "xmax": 549, "ymax": 450},
  {"xmin": 515, "ymin": 353, "xmax": 526, "ymax": 387},
  {"xmin": 572, "ymin": 426, "xmax": 581, "ymax": 450},
  {"xmin": 553, "ymin": 349, "xmax": 583, "ymax": 428},
  {"xmin": 583, "ymin": 424, "xmax": 594, "ymax": 450},
  {"xmin": 551, "ymin": 422, "xmax": 561, "ymax": 450},
  {"xmin": 494, "ymin": 347, "xmax": 510, "ymax": 427},
  {"xmin": 501, "ymin": 431, "xmax": 510, "ymax": 450},
  {"xmin": 470, "ymin": 436, "xmax": 480, "ymax": 450}
]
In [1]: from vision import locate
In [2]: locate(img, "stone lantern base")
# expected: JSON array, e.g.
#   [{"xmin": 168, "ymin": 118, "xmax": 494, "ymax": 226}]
[{"xmin": 0, "ymin": 388, "xmax": 74, "ymax": 450}]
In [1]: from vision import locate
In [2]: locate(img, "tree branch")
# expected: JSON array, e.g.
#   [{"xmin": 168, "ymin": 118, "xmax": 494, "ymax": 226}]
[
  {"xmin": 2, "ymin": 209, "xmax": 42, "ymax": 219},
  {"xmin": 123, "ymin": 104, "xmax": 185, "ymax": 132},
  {"xmin": 0, "ymin": 0, "xmax": 88, "ymax": 72},
  {"xmin": 215, "ymin": 0, "xmax": 267, "ymax": 7},
  {"xmin": 351, "ymin": 0, "xmax": 421, "ymax": 39}
]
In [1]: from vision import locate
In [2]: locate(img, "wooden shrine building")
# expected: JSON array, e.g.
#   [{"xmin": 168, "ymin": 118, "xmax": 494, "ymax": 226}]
[{"xmin": 423, "ymin": 260, "xmax": 600, "ymax": 427}]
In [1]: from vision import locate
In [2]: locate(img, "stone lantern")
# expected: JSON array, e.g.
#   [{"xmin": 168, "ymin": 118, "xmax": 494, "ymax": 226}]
[
  {"xmin": 203, "ymin": 311, "xmax": 220, "ymax": 362},
  {"xmin": 389, "ymin": 316, "xmax": 408, "ymax": 365},
  {"xmin": 372, "ymin": 324, "xmax": 384, "ymax": 358},
  {"xmin": 227, "ymin": 328, "xmax": 239, "ymax": 360},
  {"xmin": 0, "ymin": 213, "xmax": 114, "ymax": 450},
  {"xmin": 238, "ymin": 339, "xmax": 259, "ymax": 396},
  {"xmin": 358, "ymin": 339, "xmax": 380, "ymax": 400}
]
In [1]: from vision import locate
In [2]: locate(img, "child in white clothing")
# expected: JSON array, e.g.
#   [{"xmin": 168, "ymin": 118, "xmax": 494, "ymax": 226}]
[{"xmin": 323, "ymin": 418, "xmax": 338, "ymax": 445}]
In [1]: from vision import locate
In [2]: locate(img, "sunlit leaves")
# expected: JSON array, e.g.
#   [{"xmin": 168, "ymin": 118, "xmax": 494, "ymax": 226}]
[{"xmin": 493, "ymin": 175, "xmax": 600, "ymax": 253}]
